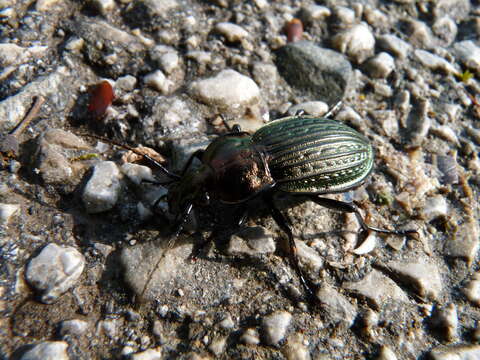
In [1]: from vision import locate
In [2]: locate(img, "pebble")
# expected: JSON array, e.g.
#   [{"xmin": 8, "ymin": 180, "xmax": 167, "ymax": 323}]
[
  {"xmin": 413, "ymin": 49, "xmax": 457, "ymax": 74},
  {"xmin": 421, "ymin": 195, "xmax": 448, "ymax": 220},
  {"xmin": 463, "ymin": 273, "xmax": 480, "ymax": 306},
  {"xmin": 0, "ymin": 203, "xmax": 20, "ymax": 225},
  {"xmin": 432, "ymin": 16, "xmax": 457, "ymax": 46},
  {"xmin": 0, "ymin": 43, "xmax": 28, "ymax": 67},
  {"xmin": 352, "ymin": 233, "xmax": 377, "ymax": 255},
  {"xmin": 25, "ymin": 243, "xmax": 85, "ymax": 304},
  {"xmin": 82, "ymin": 161, "xmax": 122, "ymax": 213},
  {"xmin": 261, "ymin": 311, "xmax": 292, "ymax": 346},
  {"xmin": 275, "ymin": 41, "xmax": 352, "ymax": 105},
  {"xmin": 433, "ymin": 0, "xmax": 471, "ymax": 22},
  {"xmin": 190, "ymin": 68, "xmax": 260, "ymax": 110},
  {"xmin": 332, "ymin": 6, "xmax": 356, "ymax": 26},
  {"xmin": 17, "ymin": 341, "xmax": 69, "ymax": 360},
  {"xmin": 208, "ymin": 336, "xmax": 227, "ymax": 356},
  {"xmin": 215, "ymin": 22, "xmax": 249, "ymax": 43},
  {"xmin": 431, "ymin": 125, "xmax": 459, "ymax": 145},
  {"xmin": 120, "ymin": 163, "xmax": 157, "ymax": 185},
  {"xmin": 283, "ymin": 334, "xmax": 311, "ymax": 360},
  {"xmin": 404, "ymin": 20, "xmax": 433, "ymax": 48},
  {"xmin": 343, "ymin": 269, "xmax": 409, "ymax": 309},
  {"xmin": 429, "ymin": 345, "xmax": 480, "ymax": 360},
  {"xmin": 363, "ymin": 6, "xmax": 389, "ymax": 29},
  {"xmin": 453, "ymin": 40, "xmax": 480, "ymax": 73},
  {"xmin": 150, "ymin": 45, "xmax": 180, "ymax": 75},
  {"xmin": 240, "ymin": 328, "xmax": 260, "ymax": 345},
  {"xmin": 376, "ymin": 345, "xmax": 398, "ymax": 360},
  {"xmin": 42, "ymin": 129, "xmax": 90, "ymax": 150},
  {"xmin": 144, "ymin": 70, "xmax": 173, "ymax": 94},
  {"xmin": 377, "ymin": 34, "xmax": 411, "ymax": 59},
  {"xmin": 295, "ymin": 240, "xmax": 324, "ymax": 273},
  {"xmin": 218, "ymin": 314, "xmax": 235, "ymax": 329},
  {"xmin": 35, "ymin": 139, "xmax": 73, "ymax": 185},
  {"xmin": 431, "ymin": 303, "xmax": 458, "ymax": 341},
  {"xmin": 287, "ymin": 101, "xmax": 328, "ymax": 117},
  {"xmin": 59, "ymin": 319, "xmax": 89, "ymax": 337},
  {"xmin": 300, "ymin": 5, "xmax": 331, "ymax": 22},
  {"xmin": 386, "ymin": 259, "xmax": 443, "ymax": 301},
  {"xmin": 363, "ymin": 52, "xmax": 395, "ymax": 79},
  {"xmin": 89, "ymin": 0, "xmax": 115, "ymax": 14},
  {"xmin": 227, "ymin": 226, "xmax": 276, "ymax": 257},
  {"xmin": 316, "ymin": 284, "xmax": 357, "ymax": 327},
  {"xmin": 115, "ymin": 75, "xmax": 137, "ymax": 92},
  {"xmin": 332, "ymin": 23, "xmax": 375, "ymax": 64},
  {"xmin": 130, "ymin": 347, "xmax": 162, "ymax": 360}
]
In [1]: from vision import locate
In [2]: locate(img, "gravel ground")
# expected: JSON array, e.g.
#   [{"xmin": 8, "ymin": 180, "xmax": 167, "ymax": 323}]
[{"xmin": 1, "ymin": 0, "xmax": 480, "ymax": 359}]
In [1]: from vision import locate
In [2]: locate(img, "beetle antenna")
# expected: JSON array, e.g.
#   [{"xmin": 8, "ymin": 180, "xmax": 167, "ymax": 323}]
[
  {"xmin": 81, "ymin": 133, "xmax": 181, "ymax": 180},
  {"xmin": 324, "ymin": 101, "xmax": 343, "ymax": 119}
]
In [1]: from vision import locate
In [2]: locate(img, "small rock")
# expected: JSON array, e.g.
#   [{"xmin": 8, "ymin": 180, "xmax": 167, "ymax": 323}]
[
  {"xmin": 432, "ymin": 16, "xmax": 457, "ymax": 46},
  {"xmin": 430, "ymin": 303, "xmax": 458, "ymax": 341},
  {"xmin": 17, "ymin": 341, "xmax": 69, "ymax": 360},
  {"xmin": 436, "ymin": 155, "xmax": 458, "ymax": 185},
  {"xmin": 130, "ymin": 347, "xmax": 162, "ymax": 360},
  {"xmin": 82, "ymin": 161, "xmax": 122, "ymax": 213},
  {"xmin": 316, "ymin": 284, "xmax": 357, "ymax": 327},
  {"xmin": 190, "ymin": 68, "xmax": 260, "ymax": 107},
  {"xmin": 300, "ymin": 5, "xmax": 331, "ymax": 22},
  {"xmin": 359, "ymin": 308, "xmax": 379, "ymax": 329},
  {"xmin": 404, "ymin": 20, "xmax": 433, "ymax": 48},
  {"xmin": 386, "ymin": 259, "xmax": 443, "ymax": 301},
  {"xmin": 463, "ymin": 272, "xmax": 480, "ymax": 306},
  {"xmin": 363, "ymin": 52, "xmax": 395, "ymax": 79},
  {"xmin": 413, "ymin": 50, "xmax": 457, "ymax": 74},
  {"xmin": 372, "ymin": 110, "xmax": 398, "ymax": 138},
  {"xmin": 98, "ymin": 318, "xmax": 119, "ymax": 339},
  {"xmin": 116, "ymin": 75, "xmax": 137, "ymax": 92},
  {"xmin": 287, "ymin": 101, "xmax": 329, "ymax": 117},
  {"xmin": 453, "ymin": 41, "xmax": 480, "ymax": 73},
  {"xmin": 59, "ymin": 319, "xmax": 89, "ymax": 337},
  {"xmin": 25, "ymin": 243, "xmax": 85, "ymax": 304},
  {"xmin": 240, "ymin": 328, "xmax": 260, "ymax": 345},
  {"xmin": 332, "ymin": 6, "xmax": 356, "ymax": 26},
  {"xmin": 208, "ymin": 336, "xmax": 227, "ymax": 356},
  {"xmin": 363, "ymin": 7, "xmax": 389, "ymax": 29},
  {"xmin": 421, "ymin": 195, "xmax": 448, "ymax": 221},
  {"xmin": 218, "ymin": 314, "xmax": 235, "ymax": 329},
  {"xmin": 376, "ymin": 345, "xmax": 398, "ymax": 360},
  {"xmin": 89, "ymin": 0, "xmax": 115, "ymax": 14},
  {"xmin": 215, "ymin": 22, "xmax": 249, "ymax": 43},
  {"xmin": 405, "ymin": 99, "xmax": 431, "ymax": 147},
  {"xmin": 42, "ymin": 129, "xmax": 90, "ymax": 150},
  {"xmin": 433, "ymin": 0, "xmax": 471, "ymax": 22},
  {"xmin": 295, "ymin": 240, "xmax": 324, "ymax": 273},
  {"xmin": 0, "ymin": 203, "xmax": 20, "ymax": 225},
  {"xmin": 431, "ymin": 126, "xmax": 459, "ymax": 145},
  {"xmin": 332, "ymin": 23, "xmax": 375, "ymax": 64},
  {"xmin": 261, "ymin": 311, "xmax": 292, "ymax": 346},
  {"xmin": 0, "ymin": 43, "xmax": 28, "ymax": 67},
  {"xmin": 144, "ymin": 70, "xmax": 173, "ymax": 94},
  {"xmin": 377, "ymin": 34, "xmax": 411, "ymax": 59},
  {"xmin": 121, "ymin": 163, "xmax": 157, "ymax": 185},
  {"xmin": 35, "ymin": 140, "xmax": 73, "ymax": 185},
  {"xmin": 275, "ymin": 41, "xmax": 353, "ymax": 105},
  {"xmin": 429, "ymin": 345, "xmax": 480, "ymax": 360},
  {"xmin": 283, "ymin": 333, "xmax": 311, "ymax": 360},
  {"xmin": 343, "ymin": 269, "xmax": 409, "ymax": 309},
  {"xmin": 228, "ymin": 226, "xmax": 276, "ymax": 257}
]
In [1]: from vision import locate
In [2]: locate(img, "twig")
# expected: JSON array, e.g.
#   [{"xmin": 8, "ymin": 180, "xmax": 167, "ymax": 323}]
[{"xmin": 9, "ymin": 96, "xmax": 45, "ymax": 137}]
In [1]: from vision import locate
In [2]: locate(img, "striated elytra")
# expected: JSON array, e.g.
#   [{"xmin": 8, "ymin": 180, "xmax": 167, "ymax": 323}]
[{"xmin": 106, "ymin": 114, "xmax": 416, "ymax": 302}]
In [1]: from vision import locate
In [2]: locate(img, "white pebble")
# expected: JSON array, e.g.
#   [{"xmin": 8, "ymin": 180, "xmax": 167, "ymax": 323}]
[
  {"xmin": 0, "ymin": 203, "xmax": 20, "ymax": 224},
  {"xmin": 332, "ymin": 23, "xmax": 375, "ymax": 63},
  {"xmin": 215, "ymin": 22, "xmax": 249, "ymax": 43},
  {"xmin": 82, "ymin": 161, "xmax": 122, "ymax": 214},
  {"xmin": 288, "ymin": 101, "xmax": 329, "ymax": 117},
  {"xmin": 422, "ymin": 195, "xmax": 448, "ymax": 220},
  {"xmin": 18, "ymin": 341, "xmax": 69, "ymax": 360},
  {"xmin": 453, "ymin": 40, "xmax": 480, "ymax": 72},
  {"xmin": 144, "ymin": 70, "xmax": 173, "ymax": 94},
  {"xmin": 377, "ymin": 34, "xmax": 411, "ymax": 59},
  {"xmin": 364, "ymin": 52, "xmax": 395, "ymax": 78},
  {"xmin": 25, "ymin": 243, "xmax": 85, "ymax": 304},
  {"xmin": 414, "ymin": 49, "xmax": 458, "ymax": 74},
  {"xmin": 262, "ymin": 311, "xmax": 292, "ymax": 346}
]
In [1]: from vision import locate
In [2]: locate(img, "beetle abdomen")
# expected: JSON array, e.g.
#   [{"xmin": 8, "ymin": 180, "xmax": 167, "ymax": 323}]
[{"xmin": 252, "ymin": 116, "xmax": 374, "ymax": 193}]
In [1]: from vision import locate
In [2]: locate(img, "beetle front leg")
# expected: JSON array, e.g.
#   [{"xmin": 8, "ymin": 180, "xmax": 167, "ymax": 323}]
[
  {"xmin": 306, "ymin": 195, "xmax": 417, "ymax": 236},
  {"xmin": 265, "ymin": 195, "xmax": 318, "ymax": 302}
]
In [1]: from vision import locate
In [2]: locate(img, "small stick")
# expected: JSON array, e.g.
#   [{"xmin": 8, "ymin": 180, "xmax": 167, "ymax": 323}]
[{"xmin": 9, "ymin": 96, "xmax": 45, "ymax": 137}]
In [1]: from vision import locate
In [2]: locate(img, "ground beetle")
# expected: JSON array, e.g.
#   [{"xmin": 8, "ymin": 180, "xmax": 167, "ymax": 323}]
[{"xmin": 103, "ymin": 108, "xmax": 417, "ymax": 302}]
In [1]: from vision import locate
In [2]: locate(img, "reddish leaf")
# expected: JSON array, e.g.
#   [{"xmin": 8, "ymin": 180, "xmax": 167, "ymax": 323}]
[{"xmin": 88, "ymin": 80, "xmax": 114, "ymax": 118}]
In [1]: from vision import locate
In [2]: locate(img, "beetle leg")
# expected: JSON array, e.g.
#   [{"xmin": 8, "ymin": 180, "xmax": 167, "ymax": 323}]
[
  {"xmin": 306, "ymin": 195, "xmax": 417, "ymax": 236},
  {"xmin": 324, "ymin": 101, "xmax": 343, "ymax": 119},
  {"xmin": 265, "ymin": 194, "xmax": 317, "ymax": 301}
]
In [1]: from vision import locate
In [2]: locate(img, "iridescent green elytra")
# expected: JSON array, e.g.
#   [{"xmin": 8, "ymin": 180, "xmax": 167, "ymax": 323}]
[{"xmin": 253, "ymin": 115, "xmax": 374, "ymax": 194}]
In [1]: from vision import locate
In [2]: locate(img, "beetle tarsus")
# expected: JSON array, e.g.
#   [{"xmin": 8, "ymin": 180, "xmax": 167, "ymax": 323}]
[{"xmin": 324, "ymin": 101, "xmax": 343, "ymax": 119}]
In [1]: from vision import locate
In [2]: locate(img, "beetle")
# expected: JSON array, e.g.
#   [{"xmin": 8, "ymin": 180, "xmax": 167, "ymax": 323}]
[{"xmin": 105, "ymin": 110, "xmax": 416, "ymax": 302}]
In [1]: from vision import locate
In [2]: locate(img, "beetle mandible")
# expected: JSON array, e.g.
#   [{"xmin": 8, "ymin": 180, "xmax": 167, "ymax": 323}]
[{"xmin": 123, "ymin": 111, "xmax": 416, "ymax": 301}]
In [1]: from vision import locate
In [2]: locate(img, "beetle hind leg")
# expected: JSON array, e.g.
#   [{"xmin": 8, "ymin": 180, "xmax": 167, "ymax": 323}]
[
  {"xmin": 265, "ymin": 195, "xmax": 318, "ymax": 303},
  {"xmin": 307, "ymin": 195, "xmax": 417, "ymax": 236}
]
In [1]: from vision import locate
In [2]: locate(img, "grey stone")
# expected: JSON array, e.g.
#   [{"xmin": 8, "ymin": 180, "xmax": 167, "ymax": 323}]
[
  {"xmin": 275, "ymin": 41, "xmax": 353, "ymax": 106},
  {"xmin": 228, "ymin": 226, "xmax": 276, "ymax": 257},
  {"xmin": 343, "ymin": 269, "xmax": 409, "ymax": 309},
  {"xmin": 377, "ymin": 35, "xmax": 411, "ymax": 59},
  {"xmin": 332, "ymin": 23, "xmax": 375, "ymax": 64},
  {"xmin": 0, "ymin": 43, "xmax": 28, "ymax": 67},
  {"xmin": 453, "ymin": 41, "xmax": 480, "ymax": 73},
  {"xmin": 208, "ymin": 336, "xmax": 227, "ymax": 356},
  {"xmin": 316, "ymin": 284, "xmax": 357, "ymax": 327},
  {"xmin": 82, "ymin": 161, "xmax": 122, "ymax": 214},
  {"xmin": 18, "ymin": 341, "xmax": 69, "ymax": 360},
  {"xmin": 444, "ymin": 219, "xmax": 479, "ymax": 265},
  {"xmin": 432, "ymin": 17, "xmax": 457, "ymax": 46},
  {"xmin": 35, "ymin": 139, "xmax": 73, "ymax": 185},
  {"xmin": 144, "ymin": 70, "xmax": 172, "ymax": 94},
  {"xmin": 240, "ymin": 328, "xmax": 260, "ymax": 345},
  {"xmin": 386, "ymin": 259, "xmax": 443, "ymax": 301},
  {"xmin": 429, "ymin": 345, "xmax": 480, "ymax": 360},
  {"xmin": 42, "ymin": 129, "xmax": 90, "ymax": 150},
  {"xmin": 25, "ymin": 243, "xmax": 85, "ymax": 304},
  {"xmin": 421, "ymin": 195, "xmax": 448, "ymax": 221},
  {"xmin": 295, "ymin": 240, "xmax": 324, "ymax": 273},
  {"xmin": 433, "ymin": 0, "xmax": 471, "ymax": 22},
  {"xmin": 462, "ymin": 273, "xmax": 480, "ymax": 306},
  {"xmin": 404, "ymin": 20, "xmax": 433, "ymax": 48},
  {"xmin": 364, "ymin": 52, "xmax": 395, "ymax": 79},
  {"xmin": 261, "ymin": 311, "xmax": 292, "ymax": 346},
  {"xmin": 413, "ymin": 50, "xmax": 457, "ymax": 74},
  {"xmin": 287, "ymin": 101, "xmax": 329, "ymax": 117},
  {"xmin": 215, "ymin": 22, "xmax": 249, "ymax": 43},
  {"xmin": 59, "ymin": 319, "xmax": 89, "ymax": 337},
  {"xmin": 430, "ymin": 303, "xmax": 458, "ymax": 341}
]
